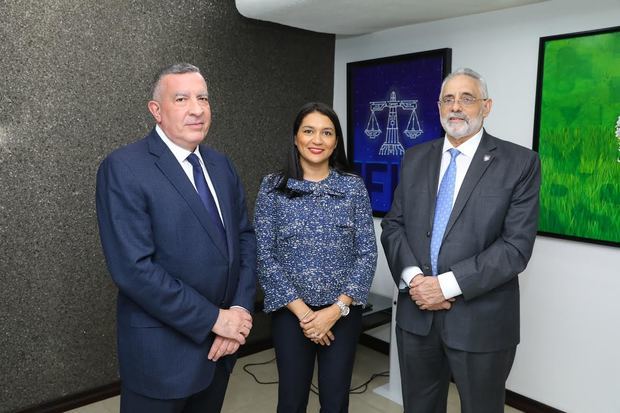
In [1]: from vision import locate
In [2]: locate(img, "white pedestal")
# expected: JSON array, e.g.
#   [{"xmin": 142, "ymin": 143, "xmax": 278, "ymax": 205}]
[
  {"xmin": 374, "ymin": 382, "xmax": 403, "ymax": 405},
  {"xmin": 373, "ymin": 287, "xmax": 403, "ymax": 406}
]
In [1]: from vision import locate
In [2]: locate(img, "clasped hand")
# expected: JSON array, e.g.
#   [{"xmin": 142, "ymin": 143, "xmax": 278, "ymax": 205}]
[
  {"xmin": 209, "ymin": 308, "xmax": 253, "ymax": 361},
  {"xmin": 300, "ymin": 307, "xmax": 338, "ymax": 346},
  {"xmin": 410, "ymin": 275, "xmax": 454, "ymax": 311}
]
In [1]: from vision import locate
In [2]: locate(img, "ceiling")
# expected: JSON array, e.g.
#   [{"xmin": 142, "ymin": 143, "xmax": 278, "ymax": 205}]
[{"xmin": 236, "ymin": 0, "xmax": 546, "ymax": 35}]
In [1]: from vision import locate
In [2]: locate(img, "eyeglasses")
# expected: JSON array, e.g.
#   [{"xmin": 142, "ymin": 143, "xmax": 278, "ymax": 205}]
[{"xmin": 438, "ymin": 96, "xmax": 488, "ymax": 107}]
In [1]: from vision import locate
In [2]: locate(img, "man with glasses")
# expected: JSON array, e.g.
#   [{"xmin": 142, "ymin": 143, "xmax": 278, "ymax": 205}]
[{"xmin": 381, "ymin": 68, "xmax": 541, "ymax": 412}]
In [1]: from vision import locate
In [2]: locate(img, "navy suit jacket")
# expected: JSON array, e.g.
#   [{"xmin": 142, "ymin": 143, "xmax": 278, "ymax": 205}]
[
  {"xmin": 381, "ymin": 131, "xmax": 540, "ymax": 352},
  {"xmin": 96, "ymin": 128, "xmax": 256, "ymax": 399}
]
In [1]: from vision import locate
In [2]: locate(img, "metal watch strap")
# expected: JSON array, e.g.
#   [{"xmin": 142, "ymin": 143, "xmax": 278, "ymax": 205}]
[{"xmin": 335, "ymin": 299, "xmax": 350, "ymax": 317}]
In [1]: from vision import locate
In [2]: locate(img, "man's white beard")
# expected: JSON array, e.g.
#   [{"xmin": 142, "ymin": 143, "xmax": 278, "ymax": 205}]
[{"xmin": 441, "ymin": 112, "xmax": 483, "ymax": 140}]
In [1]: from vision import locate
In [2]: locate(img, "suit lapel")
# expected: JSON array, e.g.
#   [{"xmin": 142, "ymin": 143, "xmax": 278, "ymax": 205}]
[
  {"xmin": 427, "ymin": 139, "xmax": 444, "ymax": 229},
  {"xmin": 147, "ymin": 131, "xmax": 228, "ymax": 259},
  {"xmin": 443, "ymin": 132, "xmax": 497, "ymax": 240}
]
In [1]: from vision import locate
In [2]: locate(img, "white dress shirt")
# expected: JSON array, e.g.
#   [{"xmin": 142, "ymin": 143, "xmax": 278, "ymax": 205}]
[
  {"xmin": 400, "ymin": 128, "xmax": 484, "ymax": 299},
  {"xmin": 155, "ymin": 125, "xmax": 225, "ymax": 226}
]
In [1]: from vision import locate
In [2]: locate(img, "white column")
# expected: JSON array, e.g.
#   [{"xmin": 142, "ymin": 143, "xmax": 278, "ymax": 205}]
[{"xmin": 373, "ymin": 286, "xmax": 403, "ymax": 405}]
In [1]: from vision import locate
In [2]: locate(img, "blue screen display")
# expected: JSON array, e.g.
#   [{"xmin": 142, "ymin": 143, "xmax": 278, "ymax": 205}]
[{"xmin": 348, "ymin": 50, "xmax": 450, "ymax": 215}]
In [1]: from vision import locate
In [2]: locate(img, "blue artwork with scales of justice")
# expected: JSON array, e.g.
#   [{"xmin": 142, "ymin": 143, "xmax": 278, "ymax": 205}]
[{"xmin": 347, "ymin": 49, "xmax": 450, "ymax": 216}]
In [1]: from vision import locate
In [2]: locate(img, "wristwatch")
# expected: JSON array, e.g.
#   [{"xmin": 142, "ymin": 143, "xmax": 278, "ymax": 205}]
[{"xmin": 335, "ymin": 299, "xmax": 350, "ymax": 317}]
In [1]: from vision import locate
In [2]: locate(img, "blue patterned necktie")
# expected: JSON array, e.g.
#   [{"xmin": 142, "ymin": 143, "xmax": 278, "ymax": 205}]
[
  {"xmin": 186, "ymin": 153, "xmax": 227, "ymax": 245},
  {"xmin": 430, "ymin": 148, "xmax": 460, "ymax": 276}
]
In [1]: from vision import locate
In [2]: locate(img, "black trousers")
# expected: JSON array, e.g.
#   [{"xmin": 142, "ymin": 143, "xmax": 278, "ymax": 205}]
[
  {"xmin": 120, "ymin": 361, "xmax": 230, "ymax": 413},
  {"xmin": 271, "ymin": 305, "xmax": 363, "ymax": 413},
  {"xmin": 396, "ymin": 313, "xmax": 516, "ymax": 413}
]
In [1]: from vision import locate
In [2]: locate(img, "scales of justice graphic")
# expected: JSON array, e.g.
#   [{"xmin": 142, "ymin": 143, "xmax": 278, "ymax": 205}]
[{"xmin": 364, "ymin": 90, "xmax": 423, "ymax": 156}]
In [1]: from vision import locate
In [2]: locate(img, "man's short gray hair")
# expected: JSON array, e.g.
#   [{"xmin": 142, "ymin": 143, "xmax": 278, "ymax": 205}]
[
  {"xmin": 151, "ymin": 63, "xmax": 201, "ymax": 100},
  {"xmin": 439, "ymin": 67, "xmax": 489, "ymax": 99}
]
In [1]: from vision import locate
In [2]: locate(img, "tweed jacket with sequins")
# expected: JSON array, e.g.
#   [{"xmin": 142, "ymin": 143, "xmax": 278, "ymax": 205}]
[{"xmin": 254, "ymin": 170, "xmax": 377, "ymax": 313}]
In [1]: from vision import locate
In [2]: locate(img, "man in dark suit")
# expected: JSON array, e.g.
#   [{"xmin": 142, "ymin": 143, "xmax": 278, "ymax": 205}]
[
  {"xmin": 96, "ymin": 63, "xmax": 256, "ymax": 413},
  {"xmin": 381, "ymin": 68, "xmax": 540, "ymax": 413}
]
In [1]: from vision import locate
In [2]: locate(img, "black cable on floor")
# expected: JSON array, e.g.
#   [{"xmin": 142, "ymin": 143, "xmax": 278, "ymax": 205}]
[
  {"xmin": 310, "ymin": 370, "xmax": 389, "ymax": 395},
  {"xmin": 242, "ymin": 357, "xmax": 278, "ymax": 385},
  {"xmin": 349, "ymin": 371, "xmax": 389, "ymax": 394},
  {"xmin": 243, "ymin": 358, "xmax": 388, "ymax": 395}
]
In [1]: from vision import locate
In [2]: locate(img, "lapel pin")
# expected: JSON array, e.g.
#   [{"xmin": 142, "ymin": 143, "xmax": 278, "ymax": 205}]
[{"xmin": 483, "ymin": 154, "xmax": 492, "ymax": 162}]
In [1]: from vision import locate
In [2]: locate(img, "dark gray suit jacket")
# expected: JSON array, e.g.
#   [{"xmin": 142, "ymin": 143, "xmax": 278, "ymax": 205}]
[{"xmin": 381, "ymin": 131, "xmax": 540, "ymax": 352}]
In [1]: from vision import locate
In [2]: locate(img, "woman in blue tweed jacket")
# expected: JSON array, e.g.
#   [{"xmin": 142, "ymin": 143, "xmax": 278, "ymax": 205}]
[{"xmin": 254, "ymin": 102, "xmax": 377, "ymax": 412}]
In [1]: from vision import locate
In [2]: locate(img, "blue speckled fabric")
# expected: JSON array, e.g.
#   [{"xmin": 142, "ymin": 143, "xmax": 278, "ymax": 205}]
[{"xmin": 254, "ymin": 170, "xmax": 377, "ymax": 313}]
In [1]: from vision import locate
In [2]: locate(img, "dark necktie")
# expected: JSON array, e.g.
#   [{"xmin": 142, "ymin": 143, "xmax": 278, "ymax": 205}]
[
  {"xmin": 186, "ymin": 153, "xmax": 227, "ymax": 245},
  {"xmin": 430, "ymin": 148, "xmax": 460, "ymax": 276}
]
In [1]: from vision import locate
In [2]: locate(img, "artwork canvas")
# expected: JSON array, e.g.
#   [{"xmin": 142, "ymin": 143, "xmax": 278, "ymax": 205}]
[
  {"xmin": 533, "ymin": 26, "xmax": 620, "ymax": 247},
  {"xmin": 347, "ymin": 49, "xmax": 451, "ymax": 216}
]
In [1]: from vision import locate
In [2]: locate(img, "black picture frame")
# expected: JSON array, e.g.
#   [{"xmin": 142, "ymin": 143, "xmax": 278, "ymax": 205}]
[
  {"xmin": 532, "ymin": 26, "xmax": 620, "ymax": 247},
  {"xmin": 347, "ymin": 48, "xmax": 451, "ymax": 216}
]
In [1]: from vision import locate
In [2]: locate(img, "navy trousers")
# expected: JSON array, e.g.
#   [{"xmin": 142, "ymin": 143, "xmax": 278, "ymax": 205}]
[
  {"xmin": 272, "ymin": 305, "xmax": 363, "ymax": 413},
  {"xmin": 120, "ymin": 361, "xmax": 230, "ymax": 413}
]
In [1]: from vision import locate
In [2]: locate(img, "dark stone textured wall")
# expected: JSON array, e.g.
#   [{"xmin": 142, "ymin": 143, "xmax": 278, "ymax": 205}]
[{"xmin": 0, "ymin": 1, "xmax": 334, "ymax": 411}]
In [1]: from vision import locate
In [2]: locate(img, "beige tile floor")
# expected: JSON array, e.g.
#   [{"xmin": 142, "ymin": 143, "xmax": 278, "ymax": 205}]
[{"xmin": 67, "ymin": 345, "xmax": 522, "ymax": 413}]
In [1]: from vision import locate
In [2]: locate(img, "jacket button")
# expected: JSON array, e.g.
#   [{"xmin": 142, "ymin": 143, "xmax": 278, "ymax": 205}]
[
  {"xmin": 426, "ymin": 231, "xmax": 431, "ymax": 237},
  {"xmin": 423, "ymin": 265, "xmax": 430, "ymax": 271}
]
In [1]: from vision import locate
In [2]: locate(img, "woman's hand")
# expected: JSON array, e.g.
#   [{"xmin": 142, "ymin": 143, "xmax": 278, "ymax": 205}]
[
  {"xmin": 314, "ymin": 330, "xmax": 335, "ymax": 346},
  {"xmin": 300, "ymin": 305, "xmax": 340, "ymax": 344}
]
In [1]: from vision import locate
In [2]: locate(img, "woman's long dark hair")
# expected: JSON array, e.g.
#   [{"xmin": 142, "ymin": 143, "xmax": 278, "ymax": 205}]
[{"xmin": 276, "ymin": 102, "xmax": 352, "ymax": 193}]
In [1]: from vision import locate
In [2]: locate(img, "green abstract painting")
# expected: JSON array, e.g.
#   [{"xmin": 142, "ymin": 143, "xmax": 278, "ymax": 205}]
[{"xmin": 533, "ymin": 26, "xmax": 620, "ymax": 247}]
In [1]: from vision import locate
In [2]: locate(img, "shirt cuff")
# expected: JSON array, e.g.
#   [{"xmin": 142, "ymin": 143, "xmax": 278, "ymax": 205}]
[
  {"xmin": 437, "ymin": 271, "xmax": 462, "ymax": 299},
  {"xmin": 230, "ymin": 305, "xmax": 250, "ymax": 313},
  {"xmin": 400, "ymin": 266, "xmax": 423, "ymax": 289}
]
